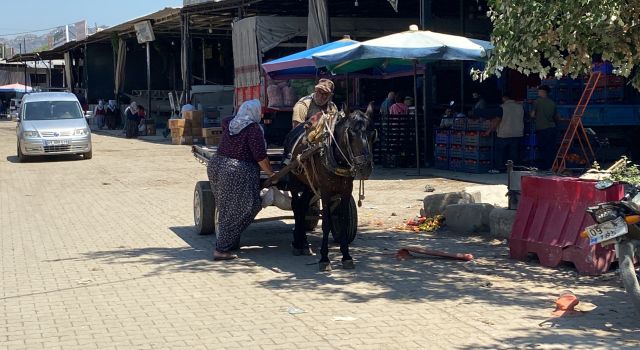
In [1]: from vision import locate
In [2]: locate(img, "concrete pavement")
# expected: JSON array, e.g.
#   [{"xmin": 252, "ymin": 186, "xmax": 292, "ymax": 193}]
[{"xmin": 1, "ymin": 120, "xmax": 639, "ymax": 350}]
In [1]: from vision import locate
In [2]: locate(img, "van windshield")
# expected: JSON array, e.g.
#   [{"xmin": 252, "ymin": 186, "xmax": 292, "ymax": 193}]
[{"xmin": 23, "ymin": 101, "xmax": 83, "ymax": 121}]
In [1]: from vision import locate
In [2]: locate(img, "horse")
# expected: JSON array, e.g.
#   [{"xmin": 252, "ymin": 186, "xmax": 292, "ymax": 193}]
[{"xmin": 284, "ymin": 107, "xmax": 376, "ymax": 271}]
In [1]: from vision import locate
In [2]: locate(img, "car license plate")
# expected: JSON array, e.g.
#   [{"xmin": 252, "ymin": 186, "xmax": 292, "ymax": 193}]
[
  {"xmin": 45, "ymin": 139, "xmax": 69, "ymax": 146},
  {"xmin": 585, "ymin": 217, "xmax": 628, "ymax": 245}
]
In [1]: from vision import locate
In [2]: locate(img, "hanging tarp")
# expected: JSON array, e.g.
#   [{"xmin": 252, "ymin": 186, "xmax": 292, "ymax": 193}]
[
  {"xmin": 388, "ymin": 0, "xmax": 399, "ymax": 12},
  {"xmin": 114, "ymin": 39, "xmax": 127, "ymax": 95},
  {"xmin": 232, "ymin": 17, "xmax": 261, "ymax": 88},
  {"xmin": 307, "ymin": 0, "xmax": 330, "ymax": 49},
  {"xmin": 0, "ymin": 83, "xmax": 32, "ymax": 92},
  {"xmin": 64, "ymin": 52, "xmax": 73, "ymax": 89}
]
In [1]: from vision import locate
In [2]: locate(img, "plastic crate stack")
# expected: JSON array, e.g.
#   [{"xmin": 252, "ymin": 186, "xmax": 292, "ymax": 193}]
[
  {"xmin": 434, "ymin": 117, "xmax": 494, "ymax": 173},
  {"xmin": 376, "ymin": 114, "xmax": 414, "ymax": 168},
  {"xmin": 526, "ymin": 74, "xmax": 626, "ymax": 105}
]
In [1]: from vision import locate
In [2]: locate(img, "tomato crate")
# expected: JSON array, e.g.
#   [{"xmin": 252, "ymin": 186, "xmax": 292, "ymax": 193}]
[
  {"xmin": 435, "ymin": 129, "xmax": 451, "ymax": 144},
  {"xmin": 463, "ymin": 131, "xmax": 493, "ymax": 147},
  {"xmin": 463, "ymin": 159, "xmax": 492, "ymax": 173},
  {"xmin": 463, "ymin": 146, "xmax": 492, "ymax": 160},
  {"xmin": 449, "ymin": 144, "xmax": 464, "ymax": 158},
  {"xmin": 434, "ymin": 156, "xmax": 449, "ymax": 170},
  {"xmin": 434, "ymin": 143, "xmax": 449, "ymax": 157},
  {"xmin": 451, "ymin": 131, "xmax": 464, "ymax": 145},
  {"xmin": 452, "ymin": 117, "xmax": 467, "ymax": 130},
  {"xmin": 449, "ymin": 157, "xmax": 464, "ymax": 171},
  {"xmin": 466, "ymin": 118, "xmax": 492, "ymax": 131}
]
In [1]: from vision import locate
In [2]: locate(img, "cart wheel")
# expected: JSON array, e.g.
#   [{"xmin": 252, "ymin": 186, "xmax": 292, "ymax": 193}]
[
  {"xmin": 194, "ymin": 181, "xmax": 216, "ymax": 235},
  {"xmin": 331, "ymin": 195, "xmax": 358, "ymax": 244},
  {"xmin": 305, "ymin": 201, "xmax": 320, "ymax": 231}
]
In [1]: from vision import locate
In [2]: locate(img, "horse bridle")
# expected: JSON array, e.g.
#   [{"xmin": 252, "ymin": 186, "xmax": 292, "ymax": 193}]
[{"xmin": 323, "ymin": 114, "xmax": 372, "ymax": 177}]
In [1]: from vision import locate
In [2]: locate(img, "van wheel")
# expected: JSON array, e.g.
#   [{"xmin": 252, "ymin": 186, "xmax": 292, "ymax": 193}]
[
  {"xmin": 17, "ymin": 142, "xmax": 28, "ymax": 162},
  {"xmin": 83, "ymin": 149, "xmax": 93, "ymax": 160}
]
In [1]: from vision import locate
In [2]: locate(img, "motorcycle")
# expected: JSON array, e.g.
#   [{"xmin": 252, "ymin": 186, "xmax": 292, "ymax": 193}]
[{"xmin": 583, "ymin": 179, "xmax": 640, "ymax": 311}]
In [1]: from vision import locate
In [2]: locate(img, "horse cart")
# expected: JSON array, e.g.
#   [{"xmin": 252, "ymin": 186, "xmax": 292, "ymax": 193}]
[{"xmin": 191, "ymin": 145, "xmax": 358, "ymax": 243}]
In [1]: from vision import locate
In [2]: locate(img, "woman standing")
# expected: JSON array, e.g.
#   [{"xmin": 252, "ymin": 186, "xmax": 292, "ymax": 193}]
[
  {"xmin": 208, "ymin": 99, "xmax": 275, "ymax": 260},
  {"xmin": 124, "ymin": 102, "xmax": 140, "ymax": 138},
  {"xmin": 105, "ymin": 100, "xmax": 119, "ymax": 130},
  {"xmin": 94, "ymin": 100, "xmax": 106, "ymax": 129}
]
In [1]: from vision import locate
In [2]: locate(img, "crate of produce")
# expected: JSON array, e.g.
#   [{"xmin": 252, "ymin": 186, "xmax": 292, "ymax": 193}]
[
  {"xmin": 434, "ymin": 156, "xmax": 449, "ymax": 170},
  {"xmin": 466, "ymin": 118, "xmax": 492, "ymax": 131},
  {"xmin": 434, "ymin": 143, "xmax": 449, "ymax": 157},
  {"xmin": 463, "ymin": 131, "xmax": 493, "ymax": 147},
  {"xmin": 526, "ymin": 87, "xmax": 539, "ymax": 101},
  {"xmin": 595, "ymin": 73, "xmax": 625, "ymax": 87},
  {"xmin": 451, "ymin": 131, "xmax": 464, "ymax": 145},
  {"xmin": 435, "ymin": 129, "xmax": 451, "ymax": 144},
  {"xmin": 463, "ymin": 146, "xmax": 492, "ymax": 160},
  {"xmin": 449, "ymin": 157, "xmax": 464, "ymax": 171},
  {"xmin": 463, "ymin": 159, "xmax": 492, "ymax": 173},
  {"xmin": 452, "ymin": 117, "xmax": 467, "ymax": 130},
  {"xmin": 450, "ymin": 144, "xmax": 463, "ymax": 158}
]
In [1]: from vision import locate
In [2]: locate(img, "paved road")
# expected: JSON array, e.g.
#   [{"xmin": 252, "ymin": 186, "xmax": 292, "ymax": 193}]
[{"xmin": 1, "ymin": 120, "xmax": 639, "ymax": 350}]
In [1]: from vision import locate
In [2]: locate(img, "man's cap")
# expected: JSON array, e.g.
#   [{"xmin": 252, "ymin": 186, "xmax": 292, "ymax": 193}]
[{"xmin": 315, "ymin": 79, "xmax": 335, "ymax": 93}]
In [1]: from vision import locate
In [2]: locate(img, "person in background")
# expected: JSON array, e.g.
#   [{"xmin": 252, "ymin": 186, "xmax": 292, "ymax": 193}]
[
  {"xmin": 530, "ymin": 85, "xmax": 558, "ymax": 170},
  {"xmin": 472, "ymin": 92, "xmax": 487, "ymax": 110},
  {"xmin": 389, "ymin": 95, "xmax": 408, "ymax": 115},
  {"xmin": 379, "ymin": 91, "xmax": 395, "ymax": 116},
  {"xmin": 483, "ymin": 93, "xmax": 524, "ymax": 174},
  {"xmin": 208, "ymin": 99, "xmax": 275, "ymax": 261},
  {"xmin": 105, "ymin": 100, "xmax": 119, "ymax": 130},
  {"xmin": 180, "ymin": 99, "xmax": 195, "ymax": 117},
  {"xmin": 124, "ymin": 102, "xmax": 140, "ymax": 138},
  {"xmin": 439, "ymin": 107, "xmax": 455, "ymax": 129},
  {"xmin": 94, "ymin": 100, "xmax": 106, "ymax": 130},
  {"xmin": 137, "ymin": 105, "xmax": 146, "ymax": 136},
  {"xmin": 291, "ymin": 78, "xmax": 337, "ymax": 129}
]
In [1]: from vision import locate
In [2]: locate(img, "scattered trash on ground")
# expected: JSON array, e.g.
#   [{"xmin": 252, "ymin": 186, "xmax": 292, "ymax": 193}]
[
  {"xmin": 76, "ymin": 279, "xmax": 93, "ymax": 285},
  {"xmin": 424, "ymin": 185, "xmax": 435, "ymax": 192},
  {"xmin": 394, "ymin": 215, "xmax": 445, "ymax": 232},
  {"xmin": 333, "ymin": 316, "xmax": 357, "ymax": 321},
  {"xmin": 287, "ymin": 307, "xmax": 305, "ymax": 315},
  {"xmin": 395, "ymin": 246, "xmax": 474, "ymax": 261},
  {"xmin": 552, "ymin": 290, "xmax": 597, "ymax": 316}
]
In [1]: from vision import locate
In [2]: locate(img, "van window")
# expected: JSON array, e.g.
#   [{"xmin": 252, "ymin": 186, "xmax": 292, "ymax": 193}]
[{"xmin": 23, "ymin": 101, "xmax": 83, "ymax": 121}]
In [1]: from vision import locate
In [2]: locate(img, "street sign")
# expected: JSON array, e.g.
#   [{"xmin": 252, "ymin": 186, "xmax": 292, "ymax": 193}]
[{"xmin": 134, "ymin": 21, "xmax": 156, "ymax": 44}]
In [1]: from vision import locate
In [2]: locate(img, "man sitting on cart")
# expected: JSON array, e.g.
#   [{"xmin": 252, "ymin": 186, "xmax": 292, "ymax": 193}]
[{"xmin": 291, "ymin": 78, "xmax": 338, "ymax": 129}]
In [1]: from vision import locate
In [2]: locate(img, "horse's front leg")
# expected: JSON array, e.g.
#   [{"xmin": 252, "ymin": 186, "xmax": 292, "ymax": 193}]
[
  {"xmin": 319, "ymin": 193, "xmax": 333, "ymax": 272},
  {"xmin": 338, "ymin": 194, "xmax": 355, "ymax": 269},
  {"xmin": 291, "ymin": 190, "xmax": 312, "ymax": 256}
]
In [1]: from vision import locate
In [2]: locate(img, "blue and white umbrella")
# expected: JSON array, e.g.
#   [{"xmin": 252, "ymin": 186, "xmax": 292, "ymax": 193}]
[{"xmin": 312, "ymin": 26, "xmax": 493, "ymax": 73}]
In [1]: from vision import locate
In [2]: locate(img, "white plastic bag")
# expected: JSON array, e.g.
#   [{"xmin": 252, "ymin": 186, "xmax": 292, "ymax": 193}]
[
  {"xmin": 273, "ymin": 188, "xmax": 292, "ymax": 210},
  {"xmin": 261, "ymin": 187, "xmax": 275, "ymax": 208}
]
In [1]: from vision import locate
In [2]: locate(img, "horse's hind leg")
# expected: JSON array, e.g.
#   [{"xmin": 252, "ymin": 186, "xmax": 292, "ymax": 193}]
[
  {"xmin": 338, "ymin": 194, "xmax": 355, "ymax": 269},
  {"xmin": 291, "ymin": 190, "xmax": 312, "ymax": 256},
  {"xmin": 318, "ymin": 193, "xmax": 332, "ymax": 272}
]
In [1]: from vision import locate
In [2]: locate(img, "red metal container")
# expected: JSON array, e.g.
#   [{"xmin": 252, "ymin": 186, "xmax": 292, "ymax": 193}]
[{"xmin": 510, "ymin": 176, "xmax": 624, "ymax": 275}]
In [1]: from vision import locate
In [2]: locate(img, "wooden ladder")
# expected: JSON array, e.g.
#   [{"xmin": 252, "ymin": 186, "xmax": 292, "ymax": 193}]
[{"xmin": 551, "ymin": 72, "xmax": 602, "ymax": 173}]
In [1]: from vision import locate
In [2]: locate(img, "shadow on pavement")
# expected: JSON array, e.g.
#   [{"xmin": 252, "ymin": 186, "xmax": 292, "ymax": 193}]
[{"xmin": 6, "ymin": 154, "xmax": 84, "ymax": 163}]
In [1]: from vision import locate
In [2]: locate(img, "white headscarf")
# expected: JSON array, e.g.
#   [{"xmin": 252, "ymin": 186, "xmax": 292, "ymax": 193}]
[
  {"xmin": 229, "ymin": 99, "xmax": 262, "ymax": 136},
  {"xmin": 126, "ymin": 101, "xmax": 138, "ymax": 114},
  {"xmin": 107, "ymin": 100, "xmax": 117, "ymax": 111}
]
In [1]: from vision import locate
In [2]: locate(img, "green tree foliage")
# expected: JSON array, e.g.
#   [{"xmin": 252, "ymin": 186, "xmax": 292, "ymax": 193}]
[{"xmin": 483, "ymin": 1, "xmax": 640, "ymax": 88}]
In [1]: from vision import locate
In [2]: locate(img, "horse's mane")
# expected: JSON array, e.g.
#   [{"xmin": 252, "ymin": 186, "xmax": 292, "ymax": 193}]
[{"xmin": 336, "ymin": 110, "xmax": 369, "ymax": 132}]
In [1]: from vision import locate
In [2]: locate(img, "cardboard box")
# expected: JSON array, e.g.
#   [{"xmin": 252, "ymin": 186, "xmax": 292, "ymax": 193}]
[
  {"xmin": 205, "ymin": 135, "xmax": 221, "ymax": 146},
  {"xmin": 171, "ymin": 136, "xmax": 181, "ymax": 145},
  {"xmin": 202, "ymin": 127, "xmax": 223, "ymax": 138},
  {"xmin": 192, "ymin": 128, "xmax": 203, "ymax": 138},
  {"xmin": 184, "ymin": 111, "xmax": 204, "ymax": 127},
  {"xmin": 169, "ymin": 118, "xmax": 191, "ymax": 129},
  {"xmin": 170, "ymin": 129, "xmax": 181, "ymax": 137},
  {"xmin": 172, "ymin": 127, "xmax": 192, "ymax": 137},
  {"xmin": 180, "ymin": 136, "xmax": 193, "ymax": 145}
]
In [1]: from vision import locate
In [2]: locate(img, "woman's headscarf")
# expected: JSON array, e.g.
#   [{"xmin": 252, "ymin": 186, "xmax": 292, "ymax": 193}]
[
  {"xmin": 229, "ymin": 99, "xmax": 262, "ymax": 136},
  {"xmin": 96, "ymin": 99, "xmax": 104, "ymax": 110},
  {"xmin": 107, "ymin": 100, "xmax": 117, "ymax": 111},
  {"xmin": 126, "ymin": 101, "xmax": 138, "ymax": 114}
]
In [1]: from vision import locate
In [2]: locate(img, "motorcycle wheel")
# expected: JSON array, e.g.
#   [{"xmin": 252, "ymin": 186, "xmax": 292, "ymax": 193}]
[{"xmin": 617, "ymin": 240, "xmax": 640, "ymax": 313}]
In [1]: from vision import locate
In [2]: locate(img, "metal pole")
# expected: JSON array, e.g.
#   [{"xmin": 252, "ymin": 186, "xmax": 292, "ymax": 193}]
[
  {"xmin": 413, "ymin": 60, "xmax": 420, "ymax": 174},
  {"xmin": 147, "ymin": 42, "xmax": 151, "ymax": 119},
  {"xmin": 202, "ymin": 38, "xmax": 207, "ymax": 84},
  {"xmin": 459, "ymin": 0, "xmax": 465, "ymax": 109}
]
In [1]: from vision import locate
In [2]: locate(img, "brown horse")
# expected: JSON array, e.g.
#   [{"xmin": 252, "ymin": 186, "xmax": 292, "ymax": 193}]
[{"xmin": 285, "ymin": 108, "xmax": 375, "ymax": 271}]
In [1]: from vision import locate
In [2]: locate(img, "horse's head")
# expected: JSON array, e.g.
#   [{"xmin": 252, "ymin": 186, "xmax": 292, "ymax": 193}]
[{"xmin": 333, "ymin": 107, "xmax": 376, "ymax": 180}]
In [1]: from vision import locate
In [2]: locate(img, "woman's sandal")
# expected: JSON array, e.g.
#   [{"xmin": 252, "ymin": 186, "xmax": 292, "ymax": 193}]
[{"xmin": 213, "ymin": 251, "xmax": 238, "ymax": 261}]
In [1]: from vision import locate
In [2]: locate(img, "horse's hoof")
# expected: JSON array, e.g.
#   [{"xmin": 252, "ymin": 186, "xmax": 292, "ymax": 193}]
[
  {"xmin": 342, "ymin": 259, "xmax": 355, "ymax": 269},
  {"xmin": 292, "ymin": 246, "xmax": 314, "ymax": 256},
  {"xmin": 319, "ymin": 261, "xmax": 332, "ymax": 272}
]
